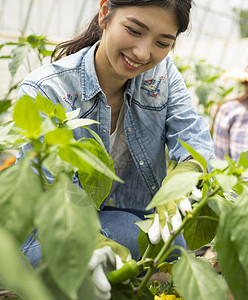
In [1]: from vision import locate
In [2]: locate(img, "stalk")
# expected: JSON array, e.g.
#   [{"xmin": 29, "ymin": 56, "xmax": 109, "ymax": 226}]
[{"xmin": 133, "ymin": 186, "xmax": 221, "ymax": 299}]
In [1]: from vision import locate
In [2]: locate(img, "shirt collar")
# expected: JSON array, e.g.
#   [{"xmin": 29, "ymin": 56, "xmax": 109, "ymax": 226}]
[
  {"xmin": 81, "ymin": 41, "xmax": 137, "ymax": 102},
  {"xmin": 81, "ymin": 41, "xmax": 102, "ymax": 101}
]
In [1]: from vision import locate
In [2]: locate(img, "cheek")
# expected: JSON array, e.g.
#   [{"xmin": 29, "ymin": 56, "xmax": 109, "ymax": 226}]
[{"xmin": 154, "ymin": 49, "xmax": 170, "ymax": 64}]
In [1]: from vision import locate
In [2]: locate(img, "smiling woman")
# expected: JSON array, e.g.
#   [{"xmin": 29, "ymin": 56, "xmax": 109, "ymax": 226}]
[{"xmin": 17, "ymin": 1, "xmax": 215, "ymax": 300}]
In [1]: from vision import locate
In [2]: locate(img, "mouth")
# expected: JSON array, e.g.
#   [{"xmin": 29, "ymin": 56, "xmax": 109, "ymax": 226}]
[{"xmin": 121, "ymin": 54, "xmax": 145, "ymax": 71}]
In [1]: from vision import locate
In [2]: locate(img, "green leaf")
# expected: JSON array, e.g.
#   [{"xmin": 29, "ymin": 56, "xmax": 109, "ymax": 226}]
[
  {"xmin": 216, "ymin": 188, "xmax": 248, "ymax": 299},
  {"xmin": 111, "ymin": 278, "xmax": 153, "ymax": 300},
  {"xmin": 59, "ymin": 142, "xmax": 123, "ymax": 183},
  {"xmin": 9, "ymin": 45, "xmax": 30, "ymax": 77},
  {"xmin": 0, "ymin": 100, "xmax": 12, "ymax": 114},
  {"xmin": 215, "ymin": 174, "xmax": 238, "ymax": 191},
  {"xmin": 13, "ymin": 95, "xmax": 41, "ymax": 139},
  {"xmin": 40, "ymin": 265, "xmax": 95, "ymax": 300},
  {"xmin": 35, "ymin": 93, "xmax": 55, "ymax": 118},
  {"xmin": 54, "ymin": 103, "xmax": 67, "ymax": 122},
  {"xmin": 43, "ymin": 152, "xmax": 76, "ymax": 179},
  {"xmin": 178, "ymin": 140, "xmax": 207, "ymax": 171},
  {"xmin": 173, "ymin": 250, "xmax": 228, "ymax": 300},
  {"xmin": 137, "ymin": 228, "xmax": 164, "ymax": 260},
  {"xmin": 86, "ymin": 127, "xmax": 109, "ymax": 155},
  {"xmin": 65, "ymin": 108, "xmax": 80, "ymax": 120},
  {"xmin": 44, "ymin": 128, "xmax": 74, "ymax": 145},
  {"xmin": 146, "ymin": 171, "xmax": 201, "ymax": 210},
  {"xmin": 0, "ymin": 229, "xmax": 55, "ymax": 300},
  {"xmin": 65, "ymin": 119, "xmax": 99, "ymax": 130},
  {"xmin": 0, "ymin": 121, "xmax": 14, "ymax": 136},
  {"xmin": 40, "ymin": 118, "xmax": 57, "ymax": 135},
  {"xmin": 77, "ymin": 138, "xmax": 116, "ymax": 209},
  {"xmin": 209, "ymin": 159, "xmax": 228, "ymax": 170},
  {"xmin": 34, "ymin": 178, "xmax": 99, "ymax": 300},
  {"xmin": 237, "ymin": 151, "xmax": 248, "ymax": 168},
  {"xmin": 0, "ymin": 157, "xmax": 42, "ymax": 244},
  {"xmin": 135, "ymin": 218, "xmax": 152, "ymax": 234},
  {"xmin": 184, "ymin": 203, "xmax": 218, "ymax": 251}
]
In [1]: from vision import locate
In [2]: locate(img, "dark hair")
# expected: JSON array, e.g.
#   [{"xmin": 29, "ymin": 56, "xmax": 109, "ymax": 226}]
[{"xmin": 51, "ymin": 0, "xmax": 192, "ymax": 61}]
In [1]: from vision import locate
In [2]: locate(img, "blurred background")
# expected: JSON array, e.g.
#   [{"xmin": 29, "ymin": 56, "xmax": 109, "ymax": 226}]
[{"xmin": 0, "ymin": 0, "xmax": 248, "ymax": 122}]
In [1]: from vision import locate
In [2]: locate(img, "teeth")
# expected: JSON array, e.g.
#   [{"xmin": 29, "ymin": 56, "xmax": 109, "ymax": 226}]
[{"xmin": 124, "ymin": 55, "xmax": 142, "ymax": 68}]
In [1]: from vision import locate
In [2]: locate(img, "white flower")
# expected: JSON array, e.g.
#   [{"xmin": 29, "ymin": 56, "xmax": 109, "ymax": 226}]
[
  {"xmin": 191, "ymin": 186, "xmax": 202, "ymax": 200},
  {"xmin": 148, "ymin": 213, "xmax": 161, "ymax": 245},
  {"xmin": 170, "ymin": 208, "xmax": 182, "ymax": 231},
  {"xmin": 160, "ymin": 211, "xmax": 170, "ymax": 243},
  {"xmin": 178, "ymin": 196, "xmax": 193, "ymax": 216}
]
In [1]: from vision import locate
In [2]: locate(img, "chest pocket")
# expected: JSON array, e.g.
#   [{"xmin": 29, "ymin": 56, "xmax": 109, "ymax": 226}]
[{"xmin": 132, "ymin": 71, "xmax": 168, "ymax": 110}]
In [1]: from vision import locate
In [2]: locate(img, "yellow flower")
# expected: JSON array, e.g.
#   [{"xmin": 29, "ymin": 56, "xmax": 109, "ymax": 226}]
[{"xmin": 154, "ymin": 293, "xmax": 183, "ymax": 300}]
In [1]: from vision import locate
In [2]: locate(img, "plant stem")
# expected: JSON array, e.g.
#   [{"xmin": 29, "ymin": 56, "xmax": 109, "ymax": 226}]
[
  {"xmin": 133, "ymin": 186, "xmax": 221, "ymax": 299},
  {"xmin": 140, "ymin": 244, "xmax": 152, "ymax": 263},
  {"xmin": 195, "ymin": 216, "xmax": 219, "ymax": 222},
  {"xmin": 34, "ymin": 151, "xmax": 46, "ymax": 192}
]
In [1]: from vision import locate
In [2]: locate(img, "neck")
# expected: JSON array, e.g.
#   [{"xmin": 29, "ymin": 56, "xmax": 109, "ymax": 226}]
[
  {"xmin": 94, "ymin": 43, "xmax": 127, "ymax": 99},
  {"xmin": 98, "ymin": 72, "xmax": 127, "ymax": 99}
]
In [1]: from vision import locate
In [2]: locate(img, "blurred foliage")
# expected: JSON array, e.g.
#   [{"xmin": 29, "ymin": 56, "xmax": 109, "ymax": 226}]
[
  {"xmin": 234, "ymin": 9, "xmax": 248, "ymax": 38},
  {"xmin": 173, "ymin": 56, "xmax": 237, "ymax": 124},
  {"xmin": 0, "ymin": 33, "xmax": 55, "ymax": 106}
]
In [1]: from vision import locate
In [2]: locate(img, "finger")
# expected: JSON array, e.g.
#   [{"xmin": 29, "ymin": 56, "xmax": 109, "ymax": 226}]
[
  {"xmin": 92, "ymin": 264, "xmax": 111, "ymax": 294},
  {"xmin": 88, "ymin": 246, "xmax": 114, "ymax": 270},
  {"xmin": 88, "ymin": 250, "xmax": 106, "ymax": 270},
  {"xmin": 94, "ymin": 286, "xmax": 111, "ymax": 300}
]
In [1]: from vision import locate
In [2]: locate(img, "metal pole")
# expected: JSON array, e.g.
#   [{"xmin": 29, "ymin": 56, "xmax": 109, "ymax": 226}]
[
  {"xmin": 22, "ymin": 0, "xmax": 35, "ymax": 34},
  {"xmin": 0, "ymin": 0, "xmax": 7, "ymax": 26},
  {"xmin": 75, "ymin": 0, "xmax": 88, "ymax": 32}
]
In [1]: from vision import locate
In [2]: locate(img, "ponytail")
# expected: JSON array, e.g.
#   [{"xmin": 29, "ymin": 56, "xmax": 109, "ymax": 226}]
[{"xmin": 51, "ymin": 13, "xmax": 103, "ymax": 61}]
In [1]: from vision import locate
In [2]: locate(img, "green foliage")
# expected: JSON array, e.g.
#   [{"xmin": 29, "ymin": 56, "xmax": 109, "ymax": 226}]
[
  {"xmin": 183, "ymin": 203, "xmax": 218, "ymax": 251},
  {"xmin": 173, "ymin": 250, "xmax": 228, "ymax": 300},
  {"xmin": 0, "ymin": 229, "xmax": 54, "ymax": 300},
  {"xmin": 216, "ymin": 186, "xmax": 248, "ymax": 299},
  {"xmin": 111, "ymin": 279, "xmax": 153, "ymax": 299},
  {"xmin": 0, "ymin": 157, "xmax": 42, "ymax": 244},
  {"xmin": 0, "ymin": 93, "xmax": 120, "ymax": 299},
  {"xmin": 146, "ymin": 171, "xmax": 201, "ymax": 210},
  {"xmin": 236, "ymin": 9, "xmax": 248, "ymax": 38},
  {"xmin": 173, "ymin": 56, "xmax": 235, "ymax": 122},
  {"xmin": 0, "ymin": 33, "xmax": 55, "ymax": 103},
  {"xmin": 1, "ymin": 88, "xmax": 248, "ymax": 299}
]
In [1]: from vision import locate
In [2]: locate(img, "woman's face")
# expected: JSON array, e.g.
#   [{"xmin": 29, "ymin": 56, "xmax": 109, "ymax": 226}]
[{"xmin": 96, "ymin": 4, "xmax": 179, "ymax": 84}]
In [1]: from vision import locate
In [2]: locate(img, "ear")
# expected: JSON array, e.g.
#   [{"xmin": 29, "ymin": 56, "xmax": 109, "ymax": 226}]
[{"xmin": 99, "ymin": 0, "xmax": 109, "ymax": 29}]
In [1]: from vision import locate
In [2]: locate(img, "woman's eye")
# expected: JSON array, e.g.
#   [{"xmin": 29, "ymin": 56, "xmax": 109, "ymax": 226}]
[
  {"xmin": 125, "ymin": 26, "xmax": 141, "ymax": 36},
  {"xmin": 157, "ymin": 42, "xmax": 170, "ymax": 48}
]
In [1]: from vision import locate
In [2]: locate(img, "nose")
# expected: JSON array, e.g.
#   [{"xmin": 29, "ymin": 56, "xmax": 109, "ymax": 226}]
[{"xmin": 132, "ymin": 40, "xmax": 151, "ymax": 62}]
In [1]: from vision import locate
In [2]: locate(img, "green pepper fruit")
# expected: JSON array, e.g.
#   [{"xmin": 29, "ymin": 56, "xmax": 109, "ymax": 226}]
[{"xmin": 106, "ymin": 259, "xmax": 140, "ymax": 285}]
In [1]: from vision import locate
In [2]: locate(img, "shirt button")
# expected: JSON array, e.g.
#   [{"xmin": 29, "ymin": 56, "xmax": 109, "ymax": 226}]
[
  {"xmin": 103, "ymin": 129, "xmax": 107, "ymax": 133},
  {"xmin": 127, "ymin": 127, "xmax": 132, "ymax": 132},
  {"xmin": 151, "ymin": 185, "xmax": 156, "ymax": 190},
  {"xmin": 139, "ymin": 160, "xmax": 144, "ymax": 166}
]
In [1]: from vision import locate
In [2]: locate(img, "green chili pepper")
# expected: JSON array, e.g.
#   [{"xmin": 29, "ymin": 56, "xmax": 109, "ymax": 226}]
[{"xmin": 106, "ymin": 259, "xmax": 140, "ymax": 285}]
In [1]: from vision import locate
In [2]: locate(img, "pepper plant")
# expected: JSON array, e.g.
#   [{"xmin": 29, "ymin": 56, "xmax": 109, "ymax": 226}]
[
  {"xmin": 1, "ymin": 93, "xmax": 248, "ymax": 300},
  {"xmin": 173, "ymin": 56, "xmax": 235, "ymax": 122},
  {"xmin": 0, "ymin": 93, "xmax": 122, "ymax": 300},
  {"xmin": 0, "ymin": 33, "xmax": 55, "ymax": 114}
]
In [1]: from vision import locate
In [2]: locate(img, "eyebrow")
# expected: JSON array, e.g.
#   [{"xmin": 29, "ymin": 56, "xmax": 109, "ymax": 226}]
[{"xmin": 126, "ymin": 17, "xmax": 176, "ymax": 40}]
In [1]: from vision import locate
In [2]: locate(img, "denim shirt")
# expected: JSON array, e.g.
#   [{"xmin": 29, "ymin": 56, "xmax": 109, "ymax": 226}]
[{"xmin": 18, "ymin": 42, "xmax": 215, "ymax": 210}]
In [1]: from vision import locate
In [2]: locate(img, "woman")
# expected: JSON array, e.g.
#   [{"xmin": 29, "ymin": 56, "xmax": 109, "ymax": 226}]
[
  {"xmin": 19, "ymin": 0, "xmax": 215, "ymax": 298},
  {"xmin": 213, "ymin": 74, "xmax": 248, "ymax": 161}
]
